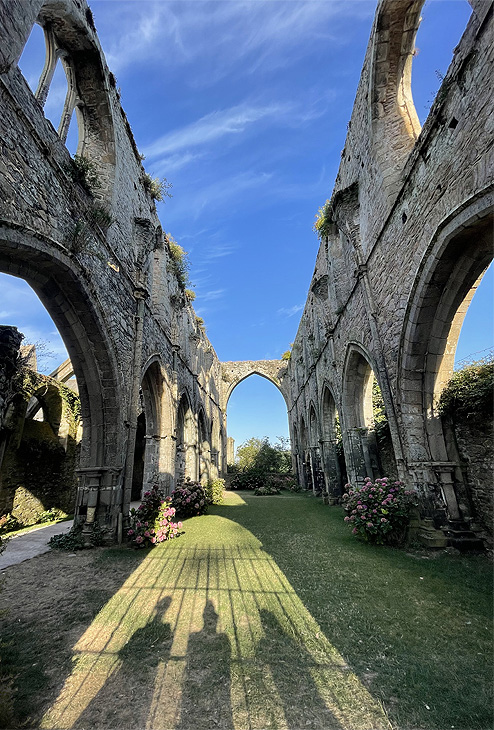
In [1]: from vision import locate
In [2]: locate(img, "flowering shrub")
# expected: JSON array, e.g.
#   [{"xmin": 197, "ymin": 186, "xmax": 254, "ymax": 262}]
[
  {"xmin": 128, "ymin": 486, "xmax": 183, "ymax": 548},
  {"xmin": 230, "ymin": 472, "xmax": 267, "ymax": 490},
  {"xmin": 170, "ymin": 478, "xmax": 207, "ymax": 518},
  {"xmin": 254, "ymin": 484, "xmax": 281, "ymax": 496},
  {"xmin": 342, "ymin": 477, "xmax": 417, "ymax": 545}
]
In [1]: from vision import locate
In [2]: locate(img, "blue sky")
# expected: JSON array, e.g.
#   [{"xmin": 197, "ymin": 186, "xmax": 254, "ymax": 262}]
[{"xmin": 2, "ymin": 0, "xmax": 491, "ymax": 452}]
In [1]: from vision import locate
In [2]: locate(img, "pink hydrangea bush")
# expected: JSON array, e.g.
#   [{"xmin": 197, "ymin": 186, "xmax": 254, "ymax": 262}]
[
  {"xmin": 128, "ymin": 486, "xmax": 183, "ymax": 548},
  {"xmin": 170, "ymin": 478, "xmax": 207, "ymax": 518},
  {"xmin": 342, "ymin": 477, "xmax": 417, "ymax": 545}
]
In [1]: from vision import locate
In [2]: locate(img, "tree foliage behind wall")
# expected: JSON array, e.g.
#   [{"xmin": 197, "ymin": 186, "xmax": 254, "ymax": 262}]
[{"xmin": 236, "ymin": 436, "xmax": 292, "ymax": 474}]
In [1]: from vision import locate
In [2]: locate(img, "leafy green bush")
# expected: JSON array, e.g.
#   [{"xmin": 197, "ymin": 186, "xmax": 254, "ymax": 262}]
[
  {"xmin": 48, "ymin": 522, "xmax": 104, "ymax": 550},
  {"xmin": 204, "ymin": 478, "xmax": 225, "ymax": 505},
  {"xmin": 37, "ymin": 508, "xmax": 67, "ymax": 524},
  {"xmin": 236, "ymin": 436, "xmax": 291, "ymax": 474},
  {"xmin": 230, "ymin": 472, "xmax": 267, "ymax": 490},
  {"xmin": 438, "ymin": 356, "xmax": 493, "ymax": 419},
  {"xmin": 231, "ymin": 472, "xmax": 294, "ymax": 491},
  {"xmin": 342, "ymin": 477, "xmax": 417, "ymax": 545}
]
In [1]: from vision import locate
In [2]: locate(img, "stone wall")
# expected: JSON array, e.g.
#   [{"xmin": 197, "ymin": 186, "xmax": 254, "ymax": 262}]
[
  {"xmin": 286, "ymin": 0, "xmax": 493, "ymax": 540},
  {"xmin": 444, "ymin": 415, "xmax": 493, "ymax": 548},
  {"xmin": 0, "ymin": 358, "xmax": 81, "ymax": 524},
  {"xmin": 0, "ymin": 0, "xmax": 227, "ymax": 538},
  {"xmin": 0, "ymin": 0, "xmax": 492, "ymax": 543}
]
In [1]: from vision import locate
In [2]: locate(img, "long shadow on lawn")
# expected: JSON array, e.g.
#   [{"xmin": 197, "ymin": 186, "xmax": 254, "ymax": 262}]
[
  {"xmin": 0, "ymin": 547, "xmax": 151, "ymax": 728},
  {"xmin": 213, "ymin": 491, "xmax": 493, "ymax": 730}
]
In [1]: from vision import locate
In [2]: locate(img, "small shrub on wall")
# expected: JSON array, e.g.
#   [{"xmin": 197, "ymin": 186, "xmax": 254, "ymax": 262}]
[
  {"xmin": 342, "ymin": 477, "xmax": 417, "ymax": 545},
  {"xmin": 171, "ymin": 479, "xmax": 207, "ymax": 518}
]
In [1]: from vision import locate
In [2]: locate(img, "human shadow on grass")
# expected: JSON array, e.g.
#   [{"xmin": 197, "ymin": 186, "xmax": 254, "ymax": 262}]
[
  {"xmin": 177, "ymin": 600, "xmax": 234, "ymax": 730},
  {"xmin": 257, "ymin": 608, "xmax": 343, "ymax": 730},
  {"xmin": 74, "ymin": 596, "xmax": 173, "ymax": 729}
]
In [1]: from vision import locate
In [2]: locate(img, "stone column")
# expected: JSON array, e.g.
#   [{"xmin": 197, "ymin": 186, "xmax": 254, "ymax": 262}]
[{"xmin": 320, "ymin": 438, "xmax": 342, "ymax": 503}]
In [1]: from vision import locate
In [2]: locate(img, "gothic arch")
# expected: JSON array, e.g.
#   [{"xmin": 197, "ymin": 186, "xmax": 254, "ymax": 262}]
[
  {"xmin": 197, "ymin": 408, "xmax": 210, "ymax": 483},
  {"xmin": 397, "ymin": 196, "xmax": 493, "ymax": 517},
  {"xmin": 0, "ymin": 225, "xmax": 123, "ymax": 530},
  {"xmin": 0, "ymin": 226, "xmax": 121, "ymax": 471},
  {"xmin": 369, "ymin": 0, "xmax": 474, "ymax": 192},
  {"xmin": 220, "ymin": 360, "xmax": 289, "ymax": 413},
  {"xmin": 175, "ymin": 391, "xmax": 197, "ymax": 482}
]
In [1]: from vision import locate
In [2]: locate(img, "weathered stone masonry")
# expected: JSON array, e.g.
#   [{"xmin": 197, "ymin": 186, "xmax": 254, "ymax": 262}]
[
  {"xmin": 0, "ymin": 0, "xmax": 232, "ymax": 540},
  {"xmin": 0, "ymin": 0, "xmax": 492, "ymax": 547},
  {"xmin": 287, "ymin": 0, "xmax": 493, "ymax": 545}
]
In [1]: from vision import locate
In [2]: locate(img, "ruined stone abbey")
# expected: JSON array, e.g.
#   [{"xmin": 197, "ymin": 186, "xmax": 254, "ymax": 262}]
[{"xmin": 0, "ymin": 0, "xmax": 492, "ymax": 546}]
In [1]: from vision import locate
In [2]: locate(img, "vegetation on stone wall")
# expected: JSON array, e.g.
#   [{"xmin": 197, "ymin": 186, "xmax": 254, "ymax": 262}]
[
  {"xmin": 313, "ymin": 198, "xmax": 332, "ymax": 239},
  {"xmin": 142, "ymin": 173, "xmax": 172, "ymax": 202},
  {"xmin": 166, "ymin": 235, "xmax": 191, "ymax": 290},
  {"xmin": 1, "ymin": 368, "xmax": 81, "ymax": 524},
  {"xmin": 438, "ymin": 355, "xmax": 493, "ymax": 420},
  {"xmin": 64, "ymin": 154, "xmax": 100, "ymax": 195}
]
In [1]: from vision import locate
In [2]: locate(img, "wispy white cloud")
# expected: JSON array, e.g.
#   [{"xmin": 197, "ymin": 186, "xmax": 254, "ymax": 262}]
[
  {"xmin": 163, "ymin": 170, "xmax": 273, "ymax": 223},
  {"xmin": 277, "ymin": 304, "xmax": 304, "ymax": 317},
  {"xmin": 94, "ymin": 0, "xmax": 372, "ymax": 81},
  {"xmin": 144, "ymin": 103, "xmax": 288, "ymax": 160},
  {"xmin": 200, "ymin": 289, "xmax": 225, "ymax": 302},
  {"xmin": 149, "ymin": 151, "xmax": 204, "ymax": 176}
]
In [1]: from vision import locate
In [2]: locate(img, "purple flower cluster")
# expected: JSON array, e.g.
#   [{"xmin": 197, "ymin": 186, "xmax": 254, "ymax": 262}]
[
  {"xmin": 170, "ymin": 478, "xmax": 207, "ymax": 518},
  {"xmin": 342, "ymin": 477, "xmax": 416, "ymax": 545}
]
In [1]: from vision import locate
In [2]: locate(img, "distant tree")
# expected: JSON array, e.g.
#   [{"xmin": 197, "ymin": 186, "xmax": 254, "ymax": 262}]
[{"xmin": 236, "ymin": 436, "xmax": 291, "ymax": 474}]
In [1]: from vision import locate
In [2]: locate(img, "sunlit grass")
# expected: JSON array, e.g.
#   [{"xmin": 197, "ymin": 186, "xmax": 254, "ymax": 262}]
[
  {"xmin": 40, "ymin": 492, "xmax": 390, "ymax": 730},
  {"xmin": 2, "ymin": 490, "xmax": 491, "ymax": 729}
]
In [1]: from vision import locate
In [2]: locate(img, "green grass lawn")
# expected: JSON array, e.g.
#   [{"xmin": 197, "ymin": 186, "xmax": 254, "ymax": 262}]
[{"xmin": 1, "ymin": 490, "xmax": 492, "ymax": 730}]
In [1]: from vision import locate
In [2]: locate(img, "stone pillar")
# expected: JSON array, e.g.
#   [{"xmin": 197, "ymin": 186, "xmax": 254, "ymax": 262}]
[
  {"xmin": 76, "ymin": 466, "xmax": 121, "ymax": 543},
  {"xmin": 310, "ymin": 447, "xmax": 325, "ymax": 496},
  {"xmin": 408, "ymin": 461, "xmax": 461, "ymax": 522},
  {"xmin": 320, "ymin": 438, "xmax": 342, "ymax": 503}
]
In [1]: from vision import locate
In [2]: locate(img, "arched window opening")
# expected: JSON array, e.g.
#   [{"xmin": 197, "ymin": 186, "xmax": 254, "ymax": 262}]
[
  {"xmin": 175, "ymin": 394, "xmax": 197, "ymax": 483},
  {"xmin": 399, "ymin": 207, "xmax": 492, "ymax": 525},
  {"xmin": 131, "ymin": 410, "xmax": 146, "ymax": 502},
  {"xmin": 343, "ymin": 349, "xmax": 398, "ymax": 487},
  {"xmin": 17, "ymin": 22, "xmax": 82, "ymax": 155},
  {"xmin": 26, "ymin": 395, "xmax": 45, "ymax": 422},
  {"xmin": 17, "ymin": 22, "xmax": 45, "ymax": 93},
  {"xmin": 226, "ymin": 374, "xmax": 290, "ymax": 475},
  {"xmin": 411, "ymin": 0, "xmax": 472, "ymax": 126},
  {"xmin": 299, "ymin": 416, "xmax": 310, "ymax": 491},
  {"xmin": 0, "ymin": 232, "xmax": 121, "ymax": 529},
  {"xmin": 321, "ymin": 386, "xmax": 347, "ymax": 502},
  {"xmin": 198, "ymin": 410, "xmax": 210, "ymax": 484},
  {"xmin": 306, "ymin": 404, "xmax": 324, "ymax": 496}
]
